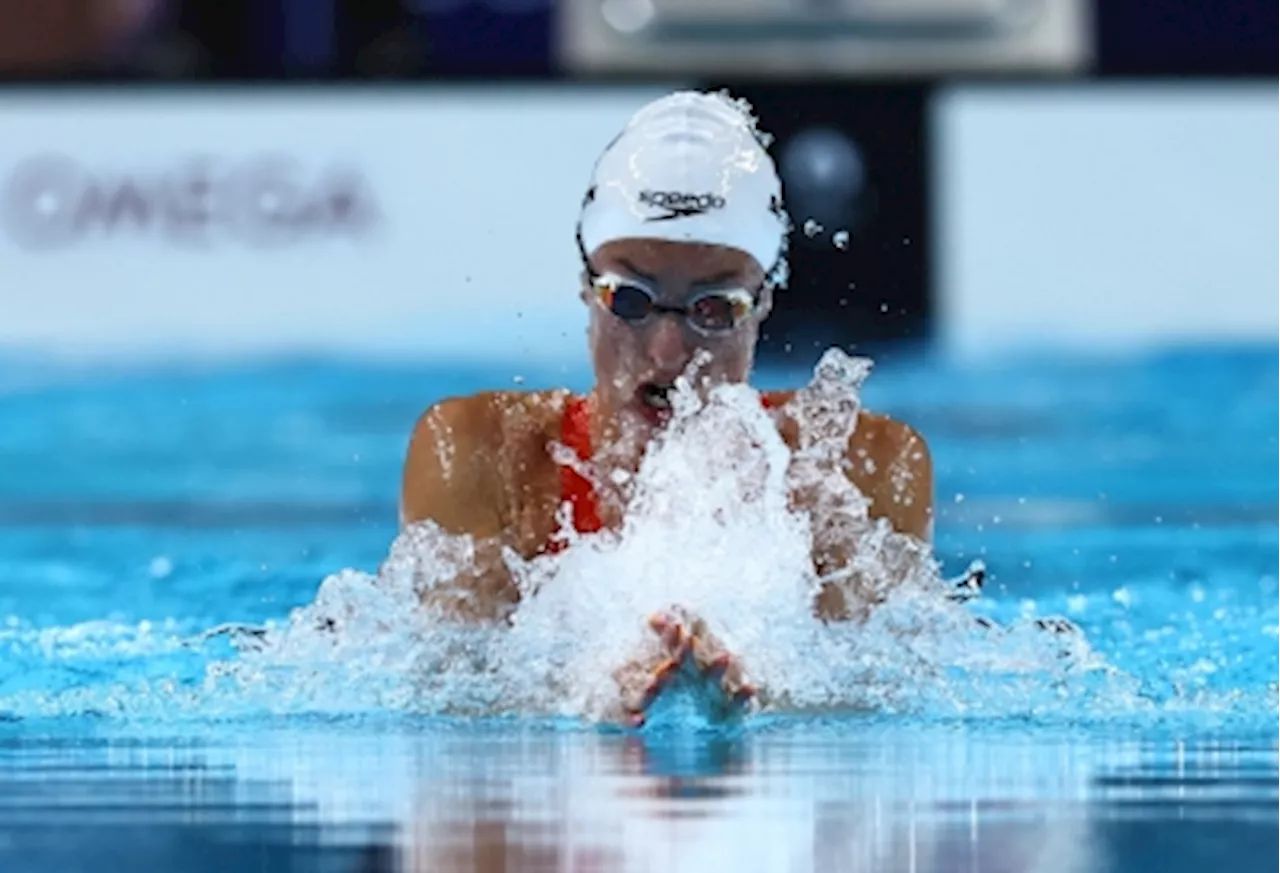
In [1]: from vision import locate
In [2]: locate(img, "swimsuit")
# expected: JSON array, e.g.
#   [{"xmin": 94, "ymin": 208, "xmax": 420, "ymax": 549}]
[
  {"xmin": 556, "ymin": 395, "xmax": 603, "ymax": 542},
  {"xmin": 549, "ymin": 392, "xmax": 782, "ymax": 552}
]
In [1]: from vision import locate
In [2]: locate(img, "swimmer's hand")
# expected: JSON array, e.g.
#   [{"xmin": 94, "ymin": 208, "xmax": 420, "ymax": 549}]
[{"xmin": 610, "ymin": 606, "xmax": 756, "ymax": 728}]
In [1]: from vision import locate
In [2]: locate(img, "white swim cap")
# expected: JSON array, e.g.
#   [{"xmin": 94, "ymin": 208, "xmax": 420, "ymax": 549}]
[{"xmin": 577, "ymin": 90, "xmax": 789, "ymax": 280}]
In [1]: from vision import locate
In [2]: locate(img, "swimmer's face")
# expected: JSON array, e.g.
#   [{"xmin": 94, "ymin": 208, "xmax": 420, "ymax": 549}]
[{"xmin": 582, "ymin": 238, "xmax": 772, "ymax": 430}]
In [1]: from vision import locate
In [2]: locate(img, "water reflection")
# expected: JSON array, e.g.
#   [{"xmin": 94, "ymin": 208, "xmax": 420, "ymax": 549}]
[
  {"xmin": 380, "ymin": 727, "xmax": 1105, "ymax": 873},
  {"xmin": 0, "ymin": 721, "xmax": 1274, "ymax": 873}
]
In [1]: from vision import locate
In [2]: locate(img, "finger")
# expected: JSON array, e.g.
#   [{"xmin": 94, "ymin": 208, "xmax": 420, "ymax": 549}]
[
  {"xmin": 650, "ymin": 655, "xmax": 682, "ymax": 688},
  {"xmin": 617, "ymin": 653, "xmax": 682, "ymax": 713},
  {"xmin": 618, "ymin": 671, "xmax": 656, "ymax": 714},
  {"xmin": 649, "ymin": 612, "xmax": 690, "ymax": 657},
  {"xmin": 648, "ymin": 606, "xmax": 689, "ymax": 635},
  {"xmin": 620, "ymin": 682, "xmax": 655, "ymax": 717},
  {"xmin": 701, "ymin": 651, "xmax": 733, "ymax": 680},
  {"xmin": 606, "ymin": 698, "xmax": 648, "ymax": 729},
  {"xmin": 717, "ymin": 659, "xmax": 755, "ymax": 705},
  {"xmin": 689, "ymin": 630, "xmax": 726, "ymax": 673},
  {"xmin": 647, "ymin": 611, "xmax": 673, "ymax": 635}
]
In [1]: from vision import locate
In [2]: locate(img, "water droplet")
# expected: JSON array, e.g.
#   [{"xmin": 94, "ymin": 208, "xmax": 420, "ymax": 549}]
[
  {"xmin": 838, "ymin": 297, "xmax": 849, "ymax": 307},
  {"xmin": 832, "ymin": 230, "xmax": 849, "ymax": 250},
  {"xmin": 148, "ymin": 556, "xmax": 173, "ymax": 579},
  {"xmin": 513, "ymin": 375, "xmax": 525, "ymax": 385},
  {"xmin": 902, "ymin": 236, "xmax": 911, "ymax": 246},
  {"xmin": 879, "ymin": 302, "xmax": 889, "ymax": 313},
  {"xmin": 802, "ymin": 218, "xmax": 823, "ymax": 237},
  {"xmin": 954, "ymin": 493, "xmax": 965, "ymax": 503}
]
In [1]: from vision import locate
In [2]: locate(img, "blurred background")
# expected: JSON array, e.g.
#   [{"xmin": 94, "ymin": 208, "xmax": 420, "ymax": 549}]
[
  {"xmin": 0, "ymin": 0, "xmax": 1274, "ymax": 367},
  {"xmin": 0, "ymin": 0, "xmax": 1276, "ymax": 588}
]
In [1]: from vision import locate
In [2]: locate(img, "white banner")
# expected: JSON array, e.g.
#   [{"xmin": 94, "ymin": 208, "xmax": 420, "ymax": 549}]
[
  {"xmin": 0, "ymin": 87, "xmax": 674, "ymax": 363},
  {"xmin": 935, "ymin": 83, "xmax": 1279, "ymax": 357}
]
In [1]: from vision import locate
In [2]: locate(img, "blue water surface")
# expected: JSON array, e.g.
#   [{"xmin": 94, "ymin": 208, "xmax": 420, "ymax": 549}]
[{"xmin": 0, "ymin": 344, "xmax": 1276, "ymax": 871}]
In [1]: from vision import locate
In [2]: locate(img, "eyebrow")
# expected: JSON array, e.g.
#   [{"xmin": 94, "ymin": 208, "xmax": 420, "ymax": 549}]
[
  {"xmin": 610, "ymin": 259, "xmax": 746, "ymax": 290},
  {"xmin": 693, "ymin": 270, "xmax": 742, "ymax": 288},
  {"xmin": 614, "ymin": 257, "xmax": 656, "ymax": 282}
]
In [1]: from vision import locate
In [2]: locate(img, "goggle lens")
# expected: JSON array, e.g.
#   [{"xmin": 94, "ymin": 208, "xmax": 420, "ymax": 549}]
[{"xmin": 595, "ymin": 277, "xmax": 754, "ymax": 336}]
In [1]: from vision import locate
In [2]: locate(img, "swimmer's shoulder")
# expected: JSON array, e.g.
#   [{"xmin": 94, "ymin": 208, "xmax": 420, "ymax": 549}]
[
  {"xmin": 401, "ymin": 389, "xmax": 574, "ymax": 528},
  {"xmin": 855, "ymin": 410, "xmax": 930, "ymax": 469},
  {"xmin": 757, "ymin": 386, "xmax": 931, "ymax": 486},
  {"xmin": 762, "ymin": 387, "xmax": 933, "ymax": 538},
  {"xmin": 408, "ymin": 389, "xmax": 573, "ymax": 454},
  {"xmin": 761, "ymin": 389, "xmax": 931, "ymax": 465}
]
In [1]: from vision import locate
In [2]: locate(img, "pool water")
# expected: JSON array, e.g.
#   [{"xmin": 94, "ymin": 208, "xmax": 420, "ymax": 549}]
[{"xmin": 0, "ymin": 345, "xmax": 1276, "ymax": 871}]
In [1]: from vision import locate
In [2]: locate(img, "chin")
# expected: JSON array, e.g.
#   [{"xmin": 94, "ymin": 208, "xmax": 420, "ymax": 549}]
[{"xmin": 632, "ymin": 399, "xmax": 673, "ymax": 429}]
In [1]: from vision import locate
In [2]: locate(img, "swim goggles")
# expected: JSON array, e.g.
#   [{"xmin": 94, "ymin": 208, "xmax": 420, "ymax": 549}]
[
  {"xmin": 577, "ymin": 238, "xmax": 760, "ymax": 337},
  {"xmin": 587, "ymin": 271, "xmax": 757, "ymax": 337}
]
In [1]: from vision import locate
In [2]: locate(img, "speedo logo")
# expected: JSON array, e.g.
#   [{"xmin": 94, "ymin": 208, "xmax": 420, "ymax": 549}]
[{"xmin": 638, "ymin": 190, "xmax": 726, "ymax": 221}]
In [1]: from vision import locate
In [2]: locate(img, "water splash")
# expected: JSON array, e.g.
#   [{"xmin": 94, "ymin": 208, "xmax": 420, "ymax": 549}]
[
  {"xmin": 1, "ymin": 350, "xmax": 1275, "ymax": 729},
  {"xmin": 192, "ymin": 349, "xmax": 1133, "ymax": 724}
]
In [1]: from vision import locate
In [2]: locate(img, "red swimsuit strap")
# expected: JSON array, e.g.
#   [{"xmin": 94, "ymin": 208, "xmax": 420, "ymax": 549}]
[
  {"xmin": 556, "ymin": 395, "xmax": 604, "ymax": 544},
  {"xmin": 551, "ymin": 391, "xmax": 783, "ymax": 549}
]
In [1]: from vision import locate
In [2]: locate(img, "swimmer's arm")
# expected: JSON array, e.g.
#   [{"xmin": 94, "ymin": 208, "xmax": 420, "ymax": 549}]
[
  {"xmin": 400, "ymin": 396, "xmax": 522, "ymax": 622},
  {"xmin": 864, "ymin": 418, "xmax": 934, "ymax": 543},
  {"xmin": 814, "ymin": 416, "xmax": 934, "ymax": 621}
]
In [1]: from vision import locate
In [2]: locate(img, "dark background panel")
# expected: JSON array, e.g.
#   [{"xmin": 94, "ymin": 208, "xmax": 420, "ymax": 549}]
[
  {"xmin": 131, "ymin": 0, "xmax": 553, "ymax": 78},
  {"xmin": 4, "ymin": 0, "xmax": 1277, "ymax": 80},
  {"xmin": 697, "ymin": 83, "xmax": 932, "ymax": 365},
  {"xmin": 403, "ymin": 0, "xmax": 554, "ymax": 77},
  {"xmin": 1096, "ymin": 0, "xmax": 1278, "ymax": 76}
]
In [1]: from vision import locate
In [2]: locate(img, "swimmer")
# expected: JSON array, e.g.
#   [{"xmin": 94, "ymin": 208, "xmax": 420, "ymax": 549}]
[{"xmin": 399, "ymin": 91, "xmax": 935, "ymax": 726}]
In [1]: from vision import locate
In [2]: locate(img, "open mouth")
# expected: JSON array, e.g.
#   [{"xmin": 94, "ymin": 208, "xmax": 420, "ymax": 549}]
[{"xmin": 639, "ymin": 382, "xmax": 673, "ymax": 410}]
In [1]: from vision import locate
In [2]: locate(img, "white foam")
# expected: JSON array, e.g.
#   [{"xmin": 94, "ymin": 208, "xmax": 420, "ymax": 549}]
[{"xmin": 206, "ymin": 348, "xmax": 1124, "ymax": 722}]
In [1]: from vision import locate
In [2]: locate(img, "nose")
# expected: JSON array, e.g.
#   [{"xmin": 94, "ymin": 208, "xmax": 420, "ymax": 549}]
[{"xmin": 644, "ymin": 314, "xmax": 690, "ymax": 374}]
